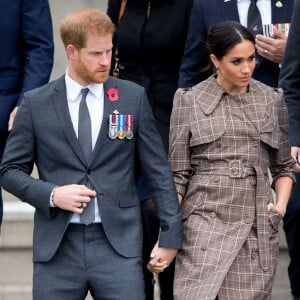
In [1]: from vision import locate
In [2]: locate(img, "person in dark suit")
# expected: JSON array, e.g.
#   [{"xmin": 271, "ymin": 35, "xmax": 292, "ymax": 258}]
[
  {"xmin": 0, "ymin": 0, "xmax": 54, "ymax": 227},
  {"xmin": 0, "ymin": 8, "xmax": 182, "ymax": 299},
  {"xmin": 107, "ymin": 0, "xmax": 192, "ymax": 298},
  {"xmin": 279, "ymin": 1, "xmax": 300, "ymax": 299},
  {"xmin": 178, "ymin": 0, "xmax": 294, "ymax": 88}
]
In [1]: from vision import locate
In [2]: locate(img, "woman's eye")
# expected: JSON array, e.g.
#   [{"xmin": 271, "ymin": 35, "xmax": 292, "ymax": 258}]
[{"xmin": 232, "ymin": 59, "xmax": 240, "ymax": 65}]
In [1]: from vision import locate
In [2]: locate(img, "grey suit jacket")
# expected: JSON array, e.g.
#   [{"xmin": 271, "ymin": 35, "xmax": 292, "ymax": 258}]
[{"xmin": 0, "ymin": 76, "xmax": 183, "ymax": 262}]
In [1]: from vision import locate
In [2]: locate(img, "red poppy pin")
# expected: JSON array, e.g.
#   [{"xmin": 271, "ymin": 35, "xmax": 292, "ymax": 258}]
[{"xmin": 107, "ymin": 88, "xmax": 119, "ymax": 102}]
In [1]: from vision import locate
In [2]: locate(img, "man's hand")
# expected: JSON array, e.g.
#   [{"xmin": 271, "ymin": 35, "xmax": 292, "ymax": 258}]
[
  {"xmin": 255, "ymin": 29, "xmax": 287, "ymax": 63},
  {"xmin": 147, "ymin": 242, "xmax": 178, "ymax": 275},
  {"xmin": 291, "ymin": 146, "xmax": 300, "ymax": 172},
  {"xmin": 8, "ymin": 106, "xmax": 18, "ymax": 131},
  {"xmin": 52, "ymin": 184, "xmax": 96, "ymax": 213}
]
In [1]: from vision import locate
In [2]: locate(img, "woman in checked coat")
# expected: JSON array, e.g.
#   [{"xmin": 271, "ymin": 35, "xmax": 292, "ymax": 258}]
[{"xmin": 168, "ymin": 21, "xmax": 295, "ymax": 300}]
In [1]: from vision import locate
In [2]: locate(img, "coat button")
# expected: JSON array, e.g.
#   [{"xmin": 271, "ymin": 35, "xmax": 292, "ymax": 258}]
[
  {"xmin": 244, "ymin": 216, "xmax": 252, "ymax": 224},
  {"xmin": 251, "ymin": 251, "xmax": 257, "ymax": 259},
  {"xmin": 201, "ymin": 245, "xmax": 207, "ymax": 251},
  {"xmin": 250, "ymin": 177, "xmax": 256, "ymax": 186},
  {"xmin": 213, "ymin": 176, "xmax": 219, "ymax": 183}
]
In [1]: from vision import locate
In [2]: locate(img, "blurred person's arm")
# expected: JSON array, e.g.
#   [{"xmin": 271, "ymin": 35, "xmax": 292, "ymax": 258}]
[
  {"xmin": 9, "ymin": 0, "xmax": 54, "ymax": 130},
  {"xmin": 279, "ymin": 0, "xmax": 300, "ymax": 149}
]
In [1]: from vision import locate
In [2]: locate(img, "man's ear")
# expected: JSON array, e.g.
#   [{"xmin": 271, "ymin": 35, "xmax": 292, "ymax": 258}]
[{"xmin": 66, "ymin": 44, "xmax": 77, "ymax": 60}]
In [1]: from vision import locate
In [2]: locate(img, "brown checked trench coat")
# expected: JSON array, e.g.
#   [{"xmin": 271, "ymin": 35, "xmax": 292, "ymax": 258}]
[{"xmin": 169, "ymin": 76, "xmax": 295, "ymax": 300}]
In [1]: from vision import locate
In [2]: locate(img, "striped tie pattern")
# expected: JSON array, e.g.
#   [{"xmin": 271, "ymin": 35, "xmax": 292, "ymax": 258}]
[{"xmin": 247, "ymin": 0, "xmax": 263, "ymax": 37}]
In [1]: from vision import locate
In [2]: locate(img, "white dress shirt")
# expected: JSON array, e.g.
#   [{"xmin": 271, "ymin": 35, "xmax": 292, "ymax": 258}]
[
  {"xmin": 66, "ymin": 71, "xmax": 104, "ymax": 223},
  {"xmin": 237, "ymin": 0, "xmax": 272, "ymax": 27}
]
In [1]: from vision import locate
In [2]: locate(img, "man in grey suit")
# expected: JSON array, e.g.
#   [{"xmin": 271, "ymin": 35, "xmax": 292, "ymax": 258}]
[{"xmin": 0, "ymin": 8, "xmax": 182, "ymax": 300}]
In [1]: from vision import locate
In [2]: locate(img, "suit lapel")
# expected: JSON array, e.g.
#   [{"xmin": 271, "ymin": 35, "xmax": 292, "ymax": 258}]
[
  {"xmin": 218, "ymin": 0, "xmax": 240, "ymax": 21},
  {"xmin": 91, "ymin": 78, "xmax": 120, "ymax": 164},
  {"xmin": 271, "ymin": 0, "xmax": 291, "ymax": 23},
  {"xmin": 51, "ymin": 76, "xmax": 86, "ymax": 165}
]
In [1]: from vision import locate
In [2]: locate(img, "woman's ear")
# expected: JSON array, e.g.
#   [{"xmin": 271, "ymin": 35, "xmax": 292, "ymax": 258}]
[{"xmin": 210, "ymin": 54, "xmax": 219, "ymax": 70}]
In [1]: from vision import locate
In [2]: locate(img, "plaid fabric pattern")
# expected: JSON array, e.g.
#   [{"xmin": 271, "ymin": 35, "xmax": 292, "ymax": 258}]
[{"xmin": 169, "ymin": 76, "xmax": 295, "ymax": 300}]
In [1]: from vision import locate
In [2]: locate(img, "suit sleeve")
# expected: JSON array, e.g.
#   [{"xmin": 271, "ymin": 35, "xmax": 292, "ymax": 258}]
[
  {"xmin": 178, "ymin": 0, "xmax": 212, "ymax": 88},
  {"xmin": 0, "ymin": 95, "xmax": 56, "ymax": 217},
  {"xmin": 136, "ymin": 88, "xmax": 183, "ymax": 249},
  {"xmin": 18, "ymin": 0, "xmax": 54, "ymax": 105},
  {"xmin": 279, "ymin": 0, "xmax": 300, "ymax": 146}
]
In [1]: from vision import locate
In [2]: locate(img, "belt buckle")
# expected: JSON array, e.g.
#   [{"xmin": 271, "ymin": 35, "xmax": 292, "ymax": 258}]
[{"xmin": 228, "ymin": 160, "xmax": 243, "ymax": 178}]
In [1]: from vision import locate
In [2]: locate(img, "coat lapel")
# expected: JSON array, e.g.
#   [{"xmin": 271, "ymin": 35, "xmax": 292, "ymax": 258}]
[
  {"xmin": 90, "ymin": 78, "xmax": 120, "ymax": 164},
  {"xmin": 194, "ymin": 76, "xmax": 224, "ymax": 115},
  {"xmin": 271, "ymin": 0, "xmax": 291, "ymax": 23},
  {"xmin": 218, "ymin": 0, "xmax": 240, "ymax": 21},
  {"xmin": 51, "ymin": 76, "xmax": 86, "ymax": 165}
]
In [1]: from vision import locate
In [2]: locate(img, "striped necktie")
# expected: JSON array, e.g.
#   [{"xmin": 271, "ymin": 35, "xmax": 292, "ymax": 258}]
[{"xmin": 247, "ymin": 0, "xmax": 263, "ymax": 36}]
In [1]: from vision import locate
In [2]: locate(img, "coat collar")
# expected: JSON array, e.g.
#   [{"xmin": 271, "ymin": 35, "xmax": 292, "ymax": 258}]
[
  {"xmin": 193, "ymin": 75, "xmax": 224, "ymax": 115},
  {"xmin": 193, "ymin": 75, "xmax": 260, "ymax": 115}
]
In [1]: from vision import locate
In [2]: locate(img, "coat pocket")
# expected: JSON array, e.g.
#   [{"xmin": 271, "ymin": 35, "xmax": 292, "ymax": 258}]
[{"xmin": 119, "ymin": 195, "xmax": 140, "ymax": 207}]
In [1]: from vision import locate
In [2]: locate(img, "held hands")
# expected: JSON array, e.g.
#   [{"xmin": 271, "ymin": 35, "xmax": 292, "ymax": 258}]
[
  {"xmin": 255, "ymin": 29, "xmax": 287, "ymax": 63},
  {"xmin": 291, "ymin": 147, "xmax": 300, "ymax": 172},
  {"xmin": 52, "ymin": 184, "xmax": 96, "ymax": 213},
  {"xmin": 147, "ymin": 241, "xmax": 178, "ymax": 275}
]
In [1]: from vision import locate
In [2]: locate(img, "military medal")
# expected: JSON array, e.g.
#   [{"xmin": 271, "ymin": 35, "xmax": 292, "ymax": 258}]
[
  {"xmin": 108, "ymin": 114, "xmax": 118, "ymax": 139},
  {"xmin": 125, "ymin": 115, "xmax": 133, "ymax": 139},
  {"xmin": 117, "ymin": 114, "xmax": 126, "ymax": 139}
]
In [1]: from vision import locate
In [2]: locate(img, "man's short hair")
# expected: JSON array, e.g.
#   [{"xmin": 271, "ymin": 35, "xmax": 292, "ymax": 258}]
[{"xmin": 60, "ymin": 8, "xmax": 115, "ymax": 49}]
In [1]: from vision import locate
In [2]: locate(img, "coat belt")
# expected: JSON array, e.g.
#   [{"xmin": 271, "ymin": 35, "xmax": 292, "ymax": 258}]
[{"xmin": 193, "ymin": 160, "xmax": 270, "ymax": 271}]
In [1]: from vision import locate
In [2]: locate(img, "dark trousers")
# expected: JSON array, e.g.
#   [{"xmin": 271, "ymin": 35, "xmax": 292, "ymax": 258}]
[
  {"xmin": 283, "ymin": 172, "xmax": 300, "ymax": 298},
  {"xmin": 141, "ymin": 199, "xmax": 175, "ymax": 300},
  {"xmin": 0, "ymin": 131, "xmax": 9, "ymax": 227},
  {"xmin": 33, "ymin": 223, "xmax": 145, "ymax": 300}
]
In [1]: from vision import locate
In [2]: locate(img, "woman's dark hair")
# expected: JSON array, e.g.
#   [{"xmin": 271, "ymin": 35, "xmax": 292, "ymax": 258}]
[{"xmin": 202, "ymin": 21, "xmax": 255, "ymax": 71}]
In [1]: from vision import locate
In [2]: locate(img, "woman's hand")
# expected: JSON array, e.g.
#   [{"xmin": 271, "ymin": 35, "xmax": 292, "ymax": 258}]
[{"xmin": 267, "ymin": 202, "xmax": 286, "ymax": 218}]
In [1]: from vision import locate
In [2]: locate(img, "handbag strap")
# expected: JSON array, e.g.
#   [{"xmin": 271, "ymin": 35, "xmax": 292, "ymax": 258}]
[
  {"xmin": 118, "ymin": 0, "xmax": 127, "ymax": 23},
  {"xmin": 113, "ymin": 0, "xmax": 127, "ymax": 77}
]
